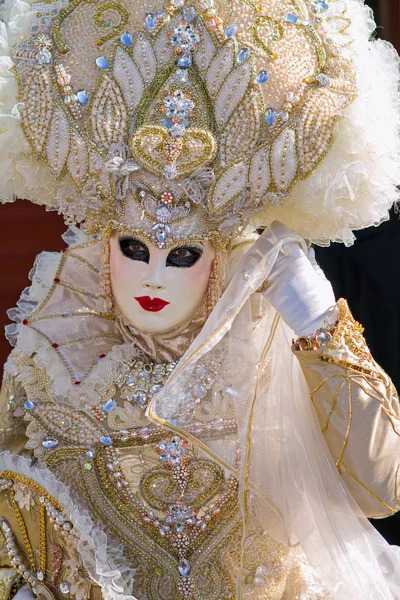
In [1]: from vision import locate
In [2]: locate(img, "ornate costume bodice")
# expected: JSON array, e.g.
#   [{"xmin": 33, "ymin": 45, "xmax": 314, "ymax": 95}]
[{"xmin": 7, "ymin": 346, "xmax": 289, "ymax": 600}]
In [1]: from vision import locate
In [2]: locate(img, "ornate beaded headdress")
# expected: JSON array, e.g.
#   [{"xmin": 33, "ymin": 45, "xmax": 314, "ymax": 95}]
[{"xmin": 2, "ymin": 0, "xmax": 400, "ymax": 246}]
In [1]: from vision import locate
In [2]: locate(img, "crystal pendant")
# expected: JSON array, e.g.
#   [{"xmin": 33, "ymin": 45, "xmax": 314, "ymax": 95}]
[
  {"xmin": 265, "ymin": 108, "xmax": 277, "ymax": 126},
  {"xmin": 237, "ymin": 47, "xmax": 250, "ymax": 63},
  {"xmin": 59, "ymin": 582, "xmax": 71, "ymax": 595},
  {"xmin": 144, "ymin": 12, "xmax": 158, "ymax": 31},
  {"xmin": 225, "ymin": 24, "xmax": 237, "ymax": 38},
  {"xmin": 41, "ymin": 437, "xmax": 59, "ymax": 449},
  {"xmin": 120, "ymin": 32, "xmax": 133, "ymax": 46},
  {"xmin": 76, "ymin": 90, "xmax": 88, "ymax": 105},
  {"xmin": 1, "ymin": 518, "xmax": 11, "ymax": 532},
  {"xmin": 178, "ymin": 52, "xmax": 192, "ymax": 68},
  {"xmin": 255, "ymin": 69, "xmax": 269, "ymax": 84},
  {"xmin": 95, "ymin": 56, "xmax": 109, "ymax": 70},
  {"xmin": 178, "ymin": 559, "xmax": 191, "ymax": 576},
  {"xmin": 182, "ymin": 6, "xmax": 197, "ymax": 23},
  {"xmin": 100, "ymin": 436, "xmax": 112, "ymax": 446}
]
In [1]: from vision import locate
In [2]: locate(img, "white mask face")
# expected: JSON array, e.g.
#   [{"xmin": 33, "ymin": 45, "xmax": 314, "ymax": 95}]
[{"xmin": 109, "ymin": 232, "xmax": 216, "ymax": 334}]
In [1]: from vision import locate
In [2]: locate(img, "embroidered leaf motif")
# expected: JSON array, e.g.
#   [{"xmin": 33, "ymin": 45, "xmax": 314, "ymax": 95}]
[
  {"xmin": 249, "ymin": 147, "xmax": 271, "ymax": 202},
  {"xmin": 219, "ymin": 87, "xmax": 263, "ymax": 167},
  {"xmin": 113, "ymin": 47, "xmax": 144, "ymax": 112},
  {"xmin": 194, "ymin": 22, "xmax": 216, "ymax": 72},
  {"xmin": 132, "ymin": 32, "xmax": 157, "ymax": 85},
  {"xmin": 215, "ymin": 61, "xmax": 253, "ymax": 129},
  {"xmin": 296, "ymin": 87, "xmax": 338, "ymax": 177},
  {"xmin": 67, "ymin": 131, "xmax": 89, "ymax": 189},
  {"xmin": 89, "ymin": 75, "xmax": 127, "ymax": 148},
  {"xmin": 208, "ymin": 163, "xmax": 247, "ymax": 214},
  {"xmin": 21, "ymin": 66, "xmax": 53, "ymax": 156},
  {"xmin": 47, "ymin": 107, "xmax": 70, "ymax": 178},
  {"xmin": 206, "ymin": 39, "xmax": 236, "ymax": 97},
  {"xmin": 271, "ymin": 128, "xmax": 297, "ymax": 192}
]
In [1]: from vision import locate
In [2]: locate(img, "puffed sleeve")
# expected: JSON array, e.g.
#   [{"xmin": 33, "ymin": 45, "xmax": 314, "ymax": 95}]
[{"xmin": 294, "ymin": 299, "xmax": 400, "ymax": 518}]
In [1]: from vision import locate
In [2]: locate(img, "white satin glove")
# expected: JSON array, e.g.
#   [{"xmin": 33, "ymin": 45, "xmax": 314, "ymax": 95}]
[
  {"xmin": 260, "ymin": 221, "xmax": 337, "ymax": 337},
  {"xmin": 13, "ymin": 586, "xmax": 36, "ymax": 600}
]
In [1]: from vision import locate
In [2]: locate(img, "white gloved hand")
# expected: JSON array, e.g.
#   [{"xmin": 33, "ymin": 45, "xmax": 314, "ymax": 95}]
[
  {"xmin": 13, "ymin": 586, "xmax": 36, "ymax": 600},
  {"xmin": 259, "ymin": 221, "xmax": 337, "ymax": 337}
]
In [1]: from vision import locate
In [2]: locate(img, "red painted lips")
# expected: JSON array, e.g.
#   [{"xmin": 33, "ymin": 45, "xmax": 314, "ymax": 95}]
[{"xmin": 134, "ymin": 296, "xmax": 170, "ymax": 312}]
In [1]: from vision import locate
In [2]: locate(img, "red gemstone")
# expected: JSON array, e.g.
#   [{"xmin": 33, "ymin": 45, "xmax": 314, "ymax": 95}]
[
  {"xmin": 54, "ymin": 277, "xmax": 60, "ymax": 283},
  {"xmin": 99, "ymin": 354, "xmax": 106, "ymax": 359},
  {"xmin": 61, "ymin": 248, "xmax": 68, "ymax": 253},
  {"xmin": 52, "ymin": 343, "xmax": 59, "ymax": 348},
  {"xmin": 22, "ymin": 319, "xmax": 29, "ymax": 325},
  {"xmin": 74, "ymin": 381, "xmax": 81, "ymax": 386}
]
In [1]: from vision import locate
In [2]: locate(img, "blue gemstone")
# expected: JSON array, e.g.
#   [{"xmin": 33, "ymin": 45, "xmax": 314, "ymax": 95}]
[
  {"xmin": 24, "ymin": 400, "xmax": 35, "ymax": 411},
  {"xmin": 102, "ymin": 399, "xmax": 117, "ymax": 413},
  {"xmin": 225, "ymin": 24, "xmax": 237, "ymax": 38},
  {"xmin": 256, "ymin": 69, "xmax": 269, "ymax": 84},
  {"xmin": 265, "ymin": 108, "xmax": 277, "ymax": 126},
  {"xmin": 182, "ymin": 6, "xmax": 197, "ymax": 23},
  {"xmin": 178, "ymin": 52, "xmax": 192, "ymax": 68},
  {"xmin": 120, "ymin": 32, "xmax": 133, "ymax": 47},
  {"xmin": 144, "ymin": 12, "xmax": 158, "ymax": 31},
  {"xmin": 315, "ymin": 0, "xmax": 329, "ymax": 11},
  {"xmin": 156, "ymin": 230, "xmax": 167, "ymax": 244},
  {"xmin": 86, "ymin": 450, "xmax": 94, "ymax": 459},
  {"xmin": 285, "ymin": 13, "xmax": 298, "ymax": 24},
  {"xmin": 41, "ymin": 437, "xmax": 59, "ymax": 449},
  {"xmin": 100, "ymin": 436, "xmax": 112, "ymax": 446},
  {"xmin": 95, "ymin": 56, "xmax": 109, "ymax": 70},
  {"xmin": 76, "ymin": 90, "xmax": 88, "ymax": 105},
  {"xmin": 237, "ymin": 47, "xmax": 250, "ymax": 63},
  {"xmin": 160, "ymin": 119, "xmax": 172, "ymax": 129}
]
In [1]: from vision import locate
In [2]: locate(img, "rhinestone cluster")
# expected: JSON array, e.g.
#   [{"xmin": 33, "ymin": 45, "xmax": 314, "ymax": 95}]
[{"xmin": 119, "ymin": 359, "xmax": 176, "ymax": 408}]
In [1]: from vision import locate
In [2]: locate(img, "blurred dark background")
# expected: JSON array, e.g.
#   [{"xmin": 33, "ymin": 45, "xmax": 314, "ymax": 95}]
[{"xmin": 1, "ymin": 0, "xmax": 400, "ymax": 543}]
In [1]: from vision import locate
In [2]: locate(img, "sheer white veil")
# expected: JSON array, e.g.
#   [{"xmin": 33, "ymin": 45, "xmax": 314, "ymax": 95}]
[{"xmin": 147, "ymin": 231, "xmax": 400, "ymax": 599}]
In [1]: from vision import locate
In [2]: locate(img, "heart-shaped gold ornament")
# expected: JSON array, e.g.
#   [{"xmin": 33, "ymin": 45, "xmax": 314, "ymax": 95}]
[{"xmin": 130, "ymin": 125, "xmax": 217, "ymax": 179}]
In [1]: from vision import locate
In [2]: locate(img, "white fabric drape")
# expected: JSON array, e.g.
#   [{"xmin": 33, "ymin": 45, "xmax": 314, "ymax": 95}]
[{"xmin": 147, "ymin": 231, "xmax": 400, "ymax": 599}]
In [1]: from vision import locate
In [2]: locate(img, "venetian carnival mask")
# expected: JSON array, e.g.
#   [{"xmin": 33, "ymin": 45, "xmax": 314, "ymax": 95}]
[
  {"xmin": 109, "ymin": 232, "xmax": 215, "ymax": 333},
  {"xmin": 5, "ymin": 0, "xmax": 362, "ymax": 249}
]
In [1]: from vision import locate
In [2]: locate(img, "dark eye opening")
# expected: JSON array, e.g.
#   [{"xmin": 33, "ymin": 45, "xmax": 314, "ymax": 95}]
[
  {"xmin": 119, "ymin": 237, "xmax": 150, "ymax": 263},
  {"xmin": 166, "ymin": 245, "xmax": 203, "ymax": 268}
]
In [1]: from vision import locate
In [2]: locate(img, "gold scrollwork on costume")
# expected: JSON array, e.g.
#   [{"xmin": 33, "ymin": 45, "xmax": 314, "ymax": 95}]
[
  {"xmin": 250, "ymin": 15, "xmax": 284, "ymax": 61},
  {"xmin": 93, "ymin": 2, "xmax": 129, "ymax": 47}
]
